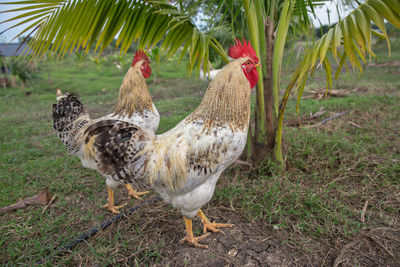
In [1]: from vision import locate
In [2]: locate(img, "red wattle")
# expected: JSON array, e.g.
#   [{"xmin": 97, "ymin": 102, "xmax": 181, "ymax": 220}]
[
  {"xmin": 142, "ymin": 65, "xmax": 152, "ymax": 79},
  {"xmin": 243, "ymin": 67, "xmax": 259, "ymax": 89}
]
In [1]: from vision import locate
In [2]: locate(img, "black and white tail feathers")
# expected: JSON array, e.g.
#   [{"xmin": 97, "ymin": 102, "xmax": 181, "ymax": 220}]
[
  {"xmin": 52, "ymin": 93, "xmax": 87, "ymax": 132},
  {"xmin": 52, "ymin": 93, "xmax": 91, "ymax": 153}
]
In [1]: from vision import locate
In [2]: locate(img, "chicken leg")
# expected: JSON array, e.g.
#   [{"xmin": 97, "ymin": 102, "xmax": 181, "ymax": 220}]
[
  {"xmin": 197, "ymin": 209, "xmax": 234, "ymax": 234},
  {"xmin": 179, "ymin": 216, "xmax": 210, "ymax": 249},
  {"xmin": 124, "ymin": 184, "xmax": 149, "ymax": 200},
  {"xmin": 103, "ymin": 186, "xmax": 127, "ymax": 214}
]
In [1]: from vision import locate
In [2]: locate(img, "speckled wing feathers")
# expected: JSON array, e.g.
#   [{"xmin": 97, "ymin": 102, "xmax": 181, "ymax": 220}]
[{"xmin": 84, "ymin": 120, "xmax": 152, "ymax": 188}]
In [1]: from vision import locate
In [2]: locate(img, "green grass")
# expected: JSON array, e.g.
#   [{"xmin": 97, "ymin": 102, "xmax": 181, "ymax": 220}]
[{"xmin": 0, "ymin": 40, "xmax": 399, "ymax": 265}]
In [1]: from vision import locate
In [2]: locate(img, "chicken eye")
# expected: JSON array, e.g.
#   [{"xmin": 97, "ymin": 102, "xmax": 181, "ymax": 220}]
[{"xmin": 246, "ymin": 61, "xmax": 251, "ymax": 65}]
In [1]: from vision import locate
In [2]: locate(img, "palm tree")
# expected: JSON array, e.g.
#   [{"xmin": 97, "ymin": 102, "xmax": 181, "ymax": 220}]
[{"xmin": 2, "ymin": 0, "xmax": 399, "ymax": 165}]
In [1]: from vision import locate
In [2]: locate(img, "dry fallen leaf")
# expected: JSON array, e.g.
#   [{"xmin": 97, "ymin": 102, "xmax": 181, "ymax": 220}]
[{"xmin": 0, "ymin": 188, "xmax": 51, "ymax": 214}]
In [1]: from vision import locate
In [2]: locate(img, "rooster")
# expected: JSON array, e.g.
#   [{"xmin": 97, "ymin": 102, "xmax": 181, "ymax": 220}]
[
  {"xmin": 58, "ymin": 38, "xmax": 259, "ymax": 248},
  {"xmin": 53, "ymin": 50, "xmax": 159, "ymax": 213}
]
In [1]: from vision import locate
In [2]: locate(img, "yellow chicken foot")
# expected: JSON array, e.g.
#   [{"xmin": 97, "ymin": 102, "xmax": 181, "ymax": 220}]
[
  {"xmin": 124, "ymin": 184, "xmax": 149, "ymax": 200},
  {"xmin": 103, "ymin": 186, "xmax": 127, "ymax": 214},
  {"xmin": 179, "ymin": 216, "xmax": 210, "ymax": 249},
  {"xmin": 197, "ymin": 209, "xmax": 234, "ymax": 234}
]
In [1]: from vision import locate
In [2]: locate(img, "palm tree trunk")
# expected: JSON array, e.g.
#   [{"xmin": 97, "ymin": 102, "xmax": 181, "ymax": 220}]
[
  {"xmin": 243, "ymin": 0, "xmax": 271, "ymax": 162},
  {"xmin": 263, "ymin": 18, "xmax": 276, "ymax": 152},
  {"xmin": 252, "ymin": 17, "xmax": 277, "ymax": 161}
]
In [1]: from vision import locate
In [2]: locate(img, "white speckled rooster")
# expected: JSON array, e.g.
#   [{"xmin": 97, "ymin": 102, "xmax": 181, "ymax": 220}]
[
  {"xmin": 53, "ymin": 50, "xmax": 159, "ymax": 213},
  {"xmin": 58, "ymin": 38, "xmax": 259, "ymax": 248}
]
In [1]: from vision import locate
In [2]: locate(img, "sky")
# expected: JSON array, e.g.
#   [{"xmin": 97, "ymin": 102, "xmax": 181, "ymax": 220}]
[
  {"xmin": 0, "ymin": 1, "xmax": 352, "ymax": 43},
  {"xmin": 310, "ymin": 1, "xmax": 352, "ymax": 26},
  {"xmin": 0, "ymin": 1, "xmax": 28, "ymax": 43}
]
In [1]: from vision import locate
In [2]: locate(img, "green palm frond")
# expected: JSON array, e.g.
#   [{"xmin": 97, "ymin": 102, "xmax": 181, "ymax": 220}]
[
  {"xmin": 292, "ymin": 0, "xmax": 329, "ymax": 26},
  {"xmin": 0, "ymin": 0, "xmax": 229, "ymax": 75},
  {"xmin": 286, "ymin": 0, "xmax": 400, "ymax": 112}
]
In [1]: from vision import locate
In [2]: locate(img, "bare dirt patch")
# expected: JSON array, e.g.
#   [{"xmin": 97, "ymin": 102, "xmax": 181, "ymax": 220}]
[
  {"xmin": 63, "ymin": 198, "xmax": 400, "ymax": 266},
  {"xmin": 333, "ymin": 228, "xmax": 400, "ymax": 267},
  {"xmin": 153, "ymin": 211, "xmax": 297, "ymax": 267},
  {"xmin": 86, "ymin": 201, "xmax": 304, "ymax": 266}
]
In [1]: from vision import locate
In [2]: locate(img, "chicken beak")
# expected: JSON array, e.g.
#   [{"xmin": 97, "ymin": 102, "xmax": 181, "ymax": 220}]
[{"xmin": 254, "ymin": 63, "xmax": 261, "ymax": 68}]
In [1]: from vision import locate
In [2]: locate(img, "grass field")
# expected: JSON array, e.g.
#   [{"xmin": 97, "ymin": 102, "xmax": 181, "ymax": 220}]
[{"xmin": 0, "ymin": 39, "xmax": 399, "ymax": 266}]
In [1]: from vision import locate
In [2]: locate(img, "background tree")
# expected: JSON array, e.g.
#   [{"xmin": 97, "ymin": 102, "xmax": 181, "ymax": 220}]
[
  {"xmin": 2, "ymin": 0, "xmax": 399, "ymax": 165},
  {"xmin": 9, "ymin": 57, "xmax": 35, "ymax": 90},
  {"xmin": 8, "ymin": 57, "xmax": 19, "ymax": 88}
]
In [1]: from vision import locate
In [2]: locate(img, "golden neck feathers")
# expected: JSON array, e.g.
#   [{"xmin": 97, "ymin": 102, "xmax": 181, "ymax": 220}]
[
  {"xmin": 113, "ymin": 61, "xmax": 154, "ymax": 116},
  {"xmin": 187, "ymin": 58, "xmax": 251, "ymax": 130}
]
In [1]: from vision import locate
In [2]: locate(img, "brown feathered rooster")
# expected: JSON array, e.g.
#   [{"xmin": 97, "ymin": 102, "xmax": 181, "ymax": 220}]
[
  {"xmin": 53, "ymin": 50, "xmax": 159, "ymax": 213},
  {"xmin": 57, "ymin": 38, "xmax": 259, "ymax": 248}
]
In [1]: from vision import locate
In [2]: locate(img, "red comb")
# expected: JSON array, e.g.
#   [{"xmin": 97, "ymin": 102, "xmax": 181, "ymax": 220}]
[
  {"xmin": 132, "ymin": 50, "xmax": 150, "ymax": 66},
  {"xmin": 228, "ymin": 38, "xmax": 258, "ymax": 61}
]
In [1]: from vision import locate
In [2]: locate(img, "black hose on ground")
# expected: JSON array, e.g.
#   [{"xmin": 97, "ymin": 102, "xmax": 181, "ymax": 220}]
[{"xmin": 37, "ymin": 196, "xmax": 162, "ymax": 264}]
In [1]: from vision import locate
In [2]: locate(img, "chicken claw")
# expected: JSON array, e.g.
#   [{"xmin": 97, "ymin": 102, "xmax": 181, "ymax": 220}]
[
  {"xmin": 124, "ymin": 184, "xmax": 149, "ymax": 200},
  {"xmin": 180, "ymin": 216, "xmax": 210, "ymax": 249},
  {"xmin": 103, "ymin": 202, "xmax": 127, "ymax": 214},
  {"xmin": 104, "ymin": 186, "xmax": 127, "ymax": 214},
  {"xmin": 198, "ymin": 210, "xmax": 234, "ymax": 234},
  {"xmin": 179, "ymin": 233, "xmax": 210, "ymax": 249}
]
